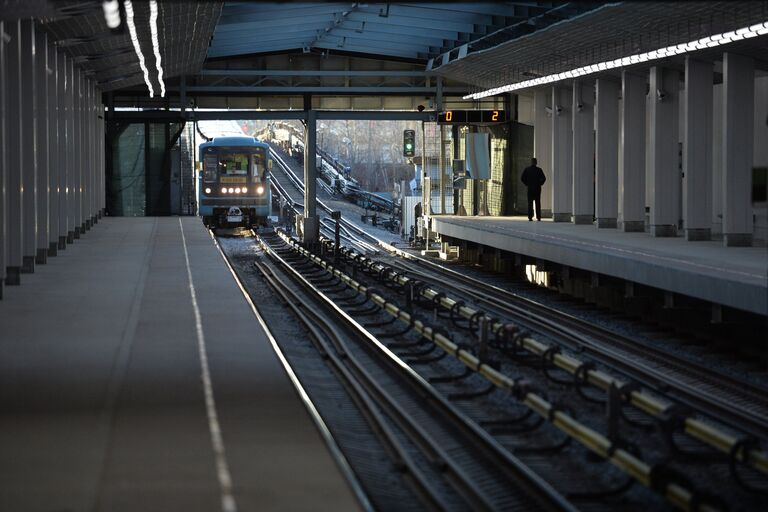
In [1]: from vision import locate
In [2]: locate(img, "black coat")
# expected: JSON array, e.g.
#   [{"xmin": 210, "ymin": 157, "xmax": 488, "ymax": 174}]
[{"xmin": 521, "ymin": 165, "xmax": 546, "ymax": 192}]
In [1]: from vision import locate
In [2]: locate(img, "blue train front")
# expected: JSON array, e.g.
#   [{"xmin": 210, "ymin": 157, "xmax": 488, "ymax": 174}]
[{"xmin": 198, "ymin": 136, "xmax": 272, "ymax": 227}]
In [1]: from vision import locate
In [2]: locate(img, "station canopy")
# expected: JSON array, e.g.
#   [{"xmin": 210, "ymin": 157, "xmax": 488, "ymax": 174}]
[{"xmin": 3, "ymin": 1, "xmax": 766, "ymax": 102}]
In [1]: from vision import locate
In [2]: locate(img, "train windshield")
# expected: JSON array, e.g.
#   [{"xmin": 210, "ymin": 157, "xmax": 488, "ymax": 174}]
[{"xmin": 202, "ymin": 147, "xmax": 267, "ymax": 182}]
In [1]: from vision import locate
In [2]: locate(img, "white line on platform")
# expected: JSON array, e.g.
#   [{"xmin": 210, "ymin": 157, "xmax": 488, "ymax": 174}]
[{"xmin": 179, "ymin": 218, "xmax": 238, "ymax": 512}]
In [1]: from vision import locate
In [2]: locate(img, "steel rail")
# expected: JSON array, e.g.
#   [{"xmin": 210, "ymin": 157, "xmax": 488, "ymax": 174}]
[
  {"xmin": 253, "ymin": 258, "xmax": 452, "ymax": 511},
  {"xmin": 259, "ymin": 233, "xmax": 578, "ymax": 512},
  {"xmin": 330, "ymin": 240, "xmax": 768, "ymax": 478},
  {"xmin": 392, "ymin": 258, "xmax": 768, "ymax": 438},
  {"xmin": 274, "ymin": 231, "xmax": 724, "ymax": 512}
]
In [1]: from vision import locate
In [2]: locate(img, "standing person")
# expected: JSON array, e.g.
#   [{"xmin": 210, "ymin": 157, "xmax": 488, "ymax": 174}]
[{"xmin": 521, "ymin": 157, "xmax": 546, "ymax": 221}]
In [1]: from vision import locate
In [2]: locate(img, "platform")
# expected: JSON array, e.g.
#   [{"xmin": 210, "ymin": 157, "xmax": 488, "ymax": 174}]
[
  {"xmin": 433, "ymin": 216, "xmax": 768, "ymax": 316},
  {"xmin": 0, "ymin": 218, "xmax": 362, "ymax": 511}
]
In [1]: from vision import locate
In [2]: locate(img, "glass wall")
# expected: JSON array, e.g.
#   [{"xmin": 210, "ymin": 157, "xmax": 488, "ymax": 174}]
[
  {"xmin": 108, "ymin": 123, "xmax": 146, "ymax": 216},
  {"xmin": 106, "ymin": 120, "xmax": 185, "ymax": 216}
]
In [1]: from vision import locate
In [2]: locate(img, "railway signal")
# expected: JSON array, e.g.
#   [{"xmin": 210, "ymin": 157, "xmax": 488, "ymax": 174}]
[{"xmin": 403, "ymin": 129, "xmax": 416, "ymax": 157}]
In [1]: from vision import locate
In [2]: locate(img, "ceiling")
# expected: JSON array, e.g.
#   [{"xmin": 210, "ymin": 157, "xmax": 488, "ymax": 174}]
[
  {"xmin": 207, "ymin": 2, "xmax": 564, "ymax": 62},
  {"xmin": 1, "ymin": 0, "xmax": 221, "ymax": 92},
  {"xmin": 430, "ymin": 1, "xmax": 768, "ymax": 91}
]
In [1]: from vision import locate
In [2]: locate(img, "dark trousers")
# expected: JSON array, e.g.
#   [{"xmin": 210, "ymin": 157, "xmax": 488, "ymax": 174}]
[{"xmin": 527, "ymin": 189, "xmax": 542, "ymax": 220}]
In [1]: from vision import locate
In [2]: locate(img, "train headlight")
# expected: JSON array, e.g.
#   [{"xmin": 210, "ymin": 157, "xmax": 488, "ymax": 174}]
[
  {"xmin": 228, "ymin": 187, "xmax": 234, "ymax": 193},
  {"xmin": 235, "ymin": 187, "xmax": 241, "ymax": 194},
  {"xmin": 242, "ymin": 187, "xmax": 248, "ymax": 193},
  {"xmin": 256, "ymin": 185, "xmax": 264, "ymax": 195},
  {"xmin": 220, "ymin": 187, "xmax": 227, "ymax": 194},
  {"xmin": 204, "ymin": 187, "xmax": 211, "ymax": 194}
]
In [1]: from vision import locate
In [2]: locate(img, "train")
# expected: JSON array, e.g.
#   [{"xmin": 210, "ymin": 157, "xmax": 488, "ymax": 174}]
[{"xmin": 197, "ymin": 135, "xmax": 272, "ymax": 228}]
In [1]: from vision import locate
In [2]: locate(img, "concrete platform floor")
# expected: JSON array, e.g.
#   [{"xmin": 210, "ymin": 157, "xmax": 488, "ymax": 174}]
[
  {"xmin": 433, "ymin": 215, "xmax": 768, "ymax": 316},
  {"xmin": 0, "ymin": 217, "xmax": 361, "ymax": 512}
]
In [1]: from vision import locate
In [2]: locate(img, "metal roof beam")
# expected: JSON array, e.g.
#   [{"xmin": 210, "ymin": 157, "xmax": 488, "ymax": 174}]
[
  {"xmin": 345, "ymin": 11, "xmax": 477, "ymax": 33},
  {"xmin": 397, "ymin": 2, "xmax": 551, "ymax": 18},
  {"xmin": 216, "ymin": 15, "xmax": 345, "ymax": 33},
  {"xmin": 320, "ymin": 27, "xmax": 448, "ymax": 47},
  {"xmin": 310, "ymin": 42, "xmax": 423, "ymax": 60},
  {"xmin": 110, "ymin": 109, "xmax": 437, "ymax": 122},
  {"xmin": 199, "ymin": 70, "xmax": 428, "ymax": 77},
  {"xmin": 181, "ymin": 85, "xmax": 468, "ymax": 95}
]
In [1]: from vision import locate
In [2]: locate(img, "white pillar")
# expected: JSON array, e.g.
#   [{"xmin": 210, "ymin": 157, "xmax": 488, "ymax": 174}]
[
  {"xmin": 99, "ymin": 102, "xmax": 105, "ymax": 218},
  {"xmin": 34, "ymin": 28, "xmax": 48, "ymax": 264},
  {"xmin": 572, "ymin": 80, "xmax": 594, "ymax": 224},
  {"xmin": 76, "ymin": 71, "xmax": 85, "ymax": 235},
  {"xmin": 595, "ymin": 78, "xmax": 619, "ymax": 228},
  {"xmin": 58, "ymin": 52, "xmax": 70, "ymax": 248},
  {"xmin": 67, "ymin": 57, "xmax": 76, "ymax": 242},
  {"xmin": 84, "ymin": 80, "xmax": 92, "ymax": 229},
  {"xmin": 722, "ymin": 53, "xmax": 755, "ymax": 246},
  {"xmin": 711, "ymin": 83, "xmax": 723, "ymax": 235},
  {"xmin": 619, "ymin": 71, "xmax": 646, "ymax": 232},
  {"xmin": 648, "ymin": 66, "xmax": 680, "ymax": 237},
  {"xmin": 5, "ymin": 20, "xmax": 23, "ymax": 284},
  {"xmin": 20, "ymin": 20, "xmax": 37, "ymax": 272},
  {"xmin": 683, "ymin": 57, "xmax": 714, "ymax": 241},
  {"xmin": 0, "ymin": 20, "xmax": 6, "ymax": 295},
  {"xmin": 72, "ymin": 66, "xmax": 81, "ymax": 238},
  {"xmin": 533, "ymin": 89, "xmax": 552, "ymax": 216},
  {"xmin": 47, "ymin": 45, "xmax": 59, "ymax": 256},
  {"xmin": 551, "ymin": 85, "xmax": 572, "ymax": 222}
]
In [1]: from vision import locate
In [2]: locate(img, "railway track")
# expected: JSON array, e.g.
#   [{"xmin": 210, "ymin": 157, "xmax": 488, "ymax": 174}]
[
  {"xmin": 220, "ymin": 230, "xmax": 575, "ymax": 511},
  {"xmin": 379, "ymin": 252, "xmax": 768, "ymax": 442},
  {"xmin": 256, "ymin": 142, "xmax": 767, "ymax": 510},
  {"xmin": 260, "ymin": 229, "xmax": 768, "ymax": 511}
]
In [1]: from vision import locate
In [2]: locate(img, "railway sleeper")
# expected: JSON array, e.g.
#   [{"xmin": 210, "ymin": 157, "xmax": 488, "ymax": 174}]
[
  {"xmin": 323, "ymin": 235, "xmax": 768, "ymax": 481},
  {"xmin": 270, "ymin": 233, "xmax": 722, "ymax": 510}
]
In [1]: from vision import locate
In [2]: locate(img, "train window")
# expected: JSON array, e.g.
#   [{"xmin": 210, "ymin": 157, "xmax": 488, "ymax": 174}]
[
  {"xmin": 219, "ymin": 153, "xmax": 249, "ymax": 175},
  {"xmin": 252, "ymin": 150, "xmax": 266, "ymax": 178},
  {"xmin": 203, "ymin": 156, "xmax": 218, "ymax": 182}
]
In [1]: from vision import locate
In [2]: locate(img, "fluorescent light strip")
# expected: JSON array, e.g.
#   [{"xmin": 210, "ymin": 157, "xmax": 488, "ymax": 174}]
[
  {"xmin": 149, "ymin": 0, "xmax": 165, "ymax": 97},
  {"xmin": 124, "ymin": 0, "xmax": 154, "ymax": 98},
  {"xmin": 465, "ymin": 20, "xmax": 768, "ymax": 100},
  {"xmin": 102, "ymin": 0, "xmax": 121, "ymax": 29}
]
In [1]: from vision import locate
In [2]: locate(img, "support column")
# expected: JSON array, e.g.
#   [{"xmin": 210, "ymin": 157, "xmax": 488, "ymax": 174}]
[
  {"xmin": 595, "ymin": 78, "xmax": 619, "ymax": 228},
  {"xmin": 66, "ymin": 57, "xmax": 75, "ymax": 243},
  {"xmin": 5, "ymin": 20, "xmax": 22, "ymax": 284},
  {"xmin": 84, "ymin": 79, "xmax": 92, "ymax": 230},
  {"xmin": 92, "ymin": 82, "xmax": 99, "ymax": 225},
  {"xmin": 99, "ymin": 102, "xmax": 105, "ymax": 217},
  {"xmin": 533, "ymin": 89, "xmax": 552, "ymax": 216},
  {"xmin": 71, "ymin": 64, "xmax": 80, "ymax": 240},
  {"xmin": 47, "ymin": 45, "xmax": 59, "ymax": 256},
  {"xmin": 439, "ymin": 123, "xmax": 446, "ymax": 214},
  {"xmin": 20, "ymin": 20, "xmax": 36, "ymax": 272},
  {"xmin": 683, "ymin": 57, "xmax": 714, "ymax": 241},
  {"xmin": 0, "ymin": 21, "xmax": 6, "ymax": 296},
  {"xmin": 77, "ymin": 71, "xmax": 85, "ymax": 235},
  {"xmin": 34, "ymin": 28, "xmax": 48, "ymax": 264},
  {"xmin": 551, "ymin": 85, "xmax": 572, "ymax": 222},
  {"xmin": 711, "ymin": 83, "xmax": 723, "ymax": 236},
  {"xmin": 59, "ymin": 52, "xmax": 70, "ymax": 248},
  {"xmin": 302, "ymin": 108, "xmax": 319, "ymax": 243},
  {"xmin": 619, "ymin": 71, "xmax": 646, "ymax": 232},
  {"xmin": 648, "ymin": 66, "xmax": 680, "ymax": 237},
  {"xmin": 572, "ymin": 80, "xmax": 594, "ymax": 224},
  {"xmin": 722, "ymin": 52, "xmax": 755, "ymax": 247}
]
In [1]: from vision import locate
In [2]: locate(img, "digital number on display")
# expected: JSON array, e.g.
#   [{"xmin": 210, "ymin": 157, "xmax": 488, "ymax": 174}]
[{"xmin": 437, "ymin": 110, "xmax": 507, "ymax": 124}]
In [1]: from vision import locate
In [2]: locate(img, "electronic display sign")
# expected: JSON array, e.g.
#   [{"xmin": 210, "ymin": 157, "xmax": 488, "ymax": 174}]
[{"xmin": 437, "ymin": 110, "xmax": 507, "ymax": 124}]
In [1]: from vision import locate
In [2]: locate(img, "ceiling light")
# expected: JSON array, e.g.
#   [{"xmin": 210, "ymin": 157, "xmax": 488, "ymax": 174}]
[
  {"xmin": 124, "ymin": 0, "xmax": 154, "ymax": 97},
  {"xmin": 464, "ymin": 19, "xmax": 768, "ymax": 100},
  {"xmin": 102, "ymin": 0, "xmax": 121, "ymax": 29},
  {"xmin": 149, "ymin": 0, "xmax": 165, "ymax": 97}
]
